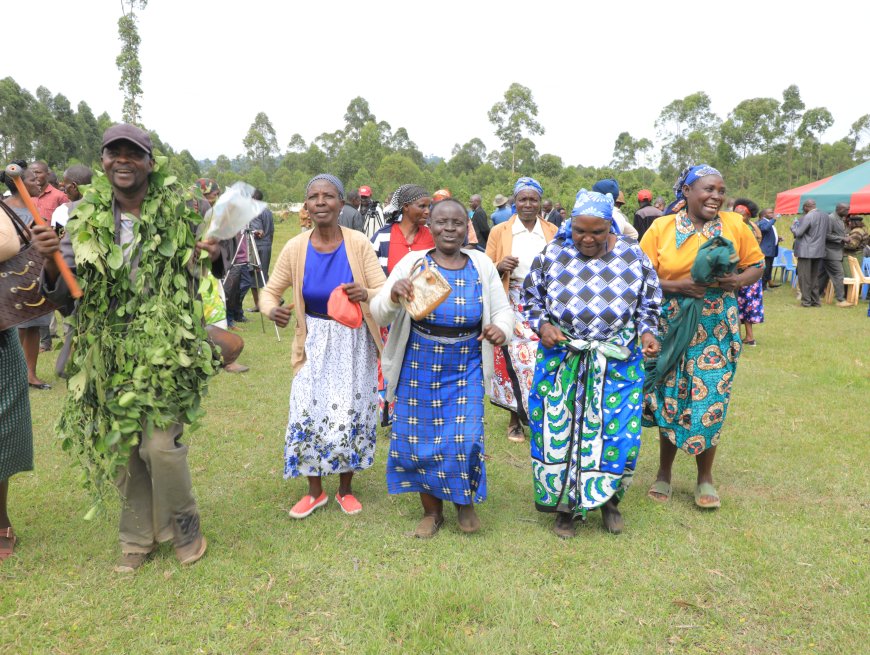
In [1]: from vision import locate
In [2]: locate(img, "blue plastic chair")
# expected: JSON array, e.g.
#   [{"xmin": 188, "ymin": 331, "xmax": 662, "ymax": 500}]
[
  {"xmin": 778, "ymin": 249, "xmax": 796, "ymax": 285},
  {"xmin": 861, "ymin": 258, "xmax": 870, "ymax": 300},
  {"xmin": 771, "ymin": 252, "xmax": 785, "ymax": 280}
]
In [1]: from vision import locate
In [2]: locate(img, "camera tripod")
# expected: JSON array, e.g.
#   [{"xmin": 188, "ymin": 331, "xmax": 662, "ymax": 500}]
[
  {"xmin": 362, "ymin": 202, "xmax": 385, "ymax": 238},
  {"xmin": 226, "ymin": 228, "xmax": 280, "ymax": 341}
]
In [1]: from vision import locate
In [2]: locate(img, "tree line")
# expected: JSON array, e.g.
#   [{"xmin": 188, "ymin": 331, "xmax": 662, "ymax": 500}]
[{"xmin": 1, "ymin": 76, "xmax": 868, "ymax": 216}]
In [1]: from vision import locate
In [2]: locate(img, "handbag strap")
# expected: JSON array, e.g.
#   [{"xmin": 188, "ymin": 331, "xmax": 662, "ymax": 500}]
[
  {"xmin": 0, "ymin": 198, "xmax": 31, "ymax": 245},
  {"xmin": 409, "ymin": 256, "xmax": 429, "ymax": 276}
]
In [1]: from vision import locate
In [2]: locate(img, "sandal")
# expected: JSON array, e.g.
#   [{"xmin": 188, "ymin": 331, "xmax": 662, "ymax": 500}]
[
  {"xmin": 553, "ymin": 512, "xmax": 576, "ymax": 539},
  {"xmin": 507, "ymin": 425, "xmax": 525, "ymax": 443},
  {"xmin": 414, "ymin": 514, "xmax": 444, "ymax": 539},
  {"xmin": 694, "ymin": 482, "xmax": 721, "ymax": 509},
  {"xmin": 600, "ymin": 499, "xmax": 624, "ymax": 534},
  {"xmin": 0, "ymin": 527, "xmax": 16, "ymax": 561},
  {"xmin": 456, "ymin": 504, "xmax": 481, "ymax": 534},
  {"xmin": 647, "ymin": 480, "xmax": 672, "ymax": 503}
]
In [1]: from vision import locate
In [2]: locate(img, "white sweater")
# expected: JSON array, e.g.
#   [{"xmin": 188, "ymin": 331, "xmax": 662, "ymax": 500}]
[{"xmin": 370, "ymin": 248, "xmax": 514, "ymax": 403}]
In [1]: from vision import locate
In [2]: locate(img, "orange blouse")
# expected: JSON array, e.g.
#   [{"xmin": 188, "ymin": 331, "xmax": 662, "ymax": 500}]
[{"xmin": 639, "ymin": 211, "xmax": 764, "ymax": 282}]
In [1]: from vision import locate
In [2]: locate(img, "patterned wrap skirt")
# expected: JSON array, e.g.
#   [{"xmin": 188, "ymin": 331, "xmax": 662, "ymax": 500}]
[
  {"xmin": 529, "ymin": 329, "xmax": 642, "ymax": 517},
  {"xmin": 283, "ymin": 316, "xmax": 378, "ymax": 478},
  {"xmin": 642, "ymin": 289, "xmax": 742, "ymax": 454},
  {"xmin": 0, "ymin": 328, "xmax": 33, "ymax": 481},
  {"xmin": 490, "ymin": 282, "xmax": 539, "ymax": 422}
]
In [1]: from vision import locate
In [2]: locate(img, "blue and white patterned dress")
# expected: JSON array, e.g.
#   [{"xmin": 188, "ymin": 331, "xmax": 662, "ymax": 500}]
[
  {"xmin": 524, "ymin": 237, "xmax": 661, "ymax": 516},
  {"xmin": 387, "ymin": 256, "xmax": 487, "ymax": 504}
]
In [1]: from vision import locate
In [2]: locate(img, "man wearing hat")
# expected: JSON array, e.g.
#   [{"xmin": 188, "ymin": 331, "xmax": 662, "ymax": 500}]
[
  {"xmin": 633, "ymin": 189, "xmax": 662, "ymax": 241},
  {"xmin": 30, "ymin": 124, "xmax": 227, "ymax": 572},
  {"xmin": 491, "ymin": 194, "xmax": 512, "ymax": 225},
  {"xmin": 591, "ymin": 178, "xmax": 638, "ymax": 239},
  {"xmin": 358, "ymin": 185, "xmax": 384, "ymax": 238}
]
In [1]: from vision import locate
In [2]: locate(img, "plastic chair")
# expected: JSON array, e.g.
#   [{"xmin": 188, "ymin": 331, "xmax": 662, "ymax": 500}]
[
  {"xmin": 778, "ymin": 249, "xmax": 796, "ymax": 285},
  {"xmin": 771, "ymin": 252, "xmax": 785, "ymax": 281},
  {"xmin": 861, "ymin": 258, "xmax": 870, "ymax": 300}
]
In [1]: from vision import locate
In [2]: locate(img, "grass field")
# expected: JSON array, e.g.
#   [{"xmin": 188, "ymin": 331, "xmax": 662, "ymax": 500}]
[{"xmin": 2, "ymin": 219, "xmax": 868, "ymax": 654}]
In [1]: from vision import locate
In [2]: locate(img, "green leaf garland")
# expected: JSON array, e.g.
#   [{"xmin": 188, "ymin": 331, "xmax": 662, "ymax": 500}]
[{"xmin": 59, "ymin": 156, "xmax": 222, "ymax": 508}]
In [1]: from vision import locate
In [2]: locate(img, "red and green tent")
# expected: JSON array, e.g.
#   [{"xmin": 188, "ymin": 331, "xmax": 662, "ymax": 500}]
[{"xmin": 774, "ymin": 160, "xmax": 870, "ymax": 214}]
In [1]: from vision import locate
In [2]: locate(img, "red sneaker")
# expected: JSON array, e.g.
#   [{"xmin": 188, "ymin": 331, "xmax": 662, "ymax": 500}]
[
  {"xmin": 288, "ymin": 492, "xmax": 328, "ymax": 519},
  {"xmin": 335, "ymin": 493, "xmax": 362, "ymax": 515}
]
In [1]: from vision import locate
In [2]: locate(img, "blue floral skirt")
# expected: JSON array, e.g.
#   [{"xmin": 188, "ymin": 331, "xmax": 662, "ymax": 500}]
[
  {"xmin": 737, "ymin": 279, "xmax": 764, "ymax": 324},
  {"xmin": 284, "ymin": 317, "xmax": 378, "ymax": 478}
]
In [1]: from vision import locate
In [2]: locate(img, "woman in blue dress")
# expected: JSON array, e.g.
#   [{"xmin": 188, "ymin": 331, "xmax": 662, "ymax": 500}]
[
  {"xmin": 524, "ymin": 190, "xmax": 662, "ymax": 538},
  {"xmin": 371, "ymin": 199, "xmax": 513, "ymax": 538}
]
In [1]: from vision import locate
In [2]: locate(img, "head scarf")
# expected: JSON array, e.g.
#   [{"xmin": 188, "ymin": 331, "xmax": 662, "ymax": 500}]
[
  {"xmin": 592, "ymin": 178, "xmax": 619, "ymax": 200},
  {"xmin": 392, "ymin": 184, "xmax": 428, "ymax": 208},
  {"xmin": 556, "ymin": 189, "xmax": 614, "ymax": 241},
  {"xmin": 673, "ymin": 164, "xmax": 722, "ymax": 201},
  {"xmin": 306, "ymin": 173, "xmax": 345, "ymax": 200},
  {"xmin": 513, "ymin": 176, "xmax": 543, "ymax": 198}
]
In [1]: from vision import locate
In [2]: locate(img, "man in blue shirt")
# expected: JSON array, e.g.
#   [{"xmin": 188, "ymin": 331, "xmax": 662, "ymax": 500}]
[{"xmin": 491, "ymin": 194, "xmax": 513, "ymax": 225}]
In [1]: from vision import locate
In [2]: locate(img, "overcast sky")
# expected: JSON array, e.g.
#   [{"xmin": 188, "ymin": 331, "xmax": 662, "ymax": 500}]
[{"xmin": 8, "ymin": 0, "xmax": 866, "ymax": 168}]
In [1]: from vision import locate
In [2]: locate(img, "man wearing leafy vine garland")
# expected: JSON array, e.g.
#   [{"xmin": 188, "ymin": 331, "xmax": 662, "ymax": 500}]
[{"xmin": 31, "ymin": 124, "xmax": 225, "ymax": 573}]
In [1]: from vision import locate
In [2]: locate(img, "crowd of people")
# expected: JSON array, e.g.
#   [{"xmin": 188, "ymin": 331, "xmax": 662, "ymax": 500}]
[
  {"xmin": 1, "ymin": 122, "xmax": 866, "ymax": 569},
  {"xmin": 791, "ymin": 200, "xmax": 869, "ymax": 307}
]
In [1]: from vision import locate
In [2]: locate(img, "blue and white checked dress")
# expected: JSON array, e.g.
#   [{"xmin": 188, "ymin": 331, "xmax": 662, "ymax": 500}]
[{"xmin": 387, "ymin": 256, "xmax": 487, "ymax": 504}]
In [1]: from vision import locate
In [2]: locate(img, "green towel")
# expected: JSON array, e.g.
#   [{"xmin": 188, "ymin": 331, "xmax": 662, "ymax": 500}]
[{"xmin": 643, "ymin": 236, "xmax": 738, "ymax": 394}]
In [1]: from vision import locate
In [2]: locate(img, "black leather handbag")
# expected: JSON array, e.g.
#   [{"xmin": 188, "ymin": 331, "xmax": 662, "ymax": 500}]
[{"xmin": 0, "ymin": 200, "xmax": 57, "ymax": 330}]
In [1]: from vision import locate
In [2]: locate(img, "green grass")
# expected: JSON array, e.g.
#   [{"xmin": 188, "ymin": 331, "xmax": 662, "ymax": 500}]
[{"xmin": 2, "ymin": 219, "xmax": 868, "ymax": 654}]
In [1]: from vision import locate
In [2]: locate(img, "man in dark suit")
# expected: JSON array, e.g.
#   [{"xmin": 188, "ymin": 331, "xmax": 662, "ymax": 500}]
[
  {"xmin": 791, "ymin": 199, "xmax": 828, "ymax": 307},
  {"xmin": 542, "ymin": 198, "xmax": 562, "ymax": 227},
  {"xmin": 469, "ymin": 194, "xmax": 491, "ymax": 249},
  {"xmin": 816, "ymin": 202, "xmax": 849, "ymax": 306}
]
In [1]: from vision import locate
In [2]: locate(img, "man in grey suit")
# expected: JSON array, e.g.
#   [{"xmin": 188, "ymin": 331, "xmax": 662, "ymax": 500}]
[
  {"xmin": 791, "ymin": 199, "xmax": 828, "ymax": 307},
  {"xmin": 816, "ymin": 202, "xmax": 849, "ymax": 306}
]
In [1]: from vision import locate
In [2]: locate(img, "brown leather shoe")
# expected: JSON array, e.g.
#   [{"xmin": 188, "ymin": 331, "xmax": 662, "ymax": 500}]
[
  {"xmin": 113, "ymin": 549, "xmax": 154, "ymax": 573},
  {"xmin": 176, "ymin": 535, "xmax": 207, "ymax": 566},
  {"xmin": 553, "ymin": 512, "xmax": 576, "ymax": 539},
  {"xmin": 456, "ymin": 504, "xmax": 481, "ymax": 534},
  {"xmin": 507, "ymin": 424, "xmax": 525, "ymax": 443},
  {"xmin": 414, "ymin": 514, "xmax": 444, "ymax": 539}
]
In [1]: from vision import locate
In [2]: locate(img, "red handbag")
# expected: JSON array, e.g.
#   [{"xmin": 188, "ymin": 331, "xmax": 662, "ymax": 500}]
[{"xmin": 327, "ymin": 286, "xmax": 363, "ymax": 329}]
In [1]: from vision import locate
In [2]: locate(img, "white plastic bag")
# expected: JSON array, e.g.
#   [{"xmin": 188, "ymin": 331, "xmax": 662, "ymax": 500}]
[{"xmin": 204, "ymin": 181, "xmax": 268, "ymax": 240}]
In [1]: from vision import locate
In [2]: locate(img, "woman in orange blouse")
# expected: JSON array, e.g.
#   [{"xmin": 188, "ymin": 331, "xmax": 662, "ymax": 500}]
[{"xmin": 640, "ymin": 165, "xmax": 764, "ymax": 509}]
